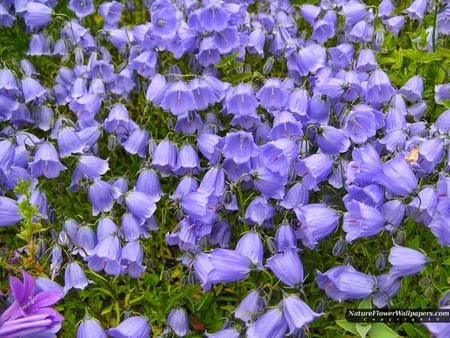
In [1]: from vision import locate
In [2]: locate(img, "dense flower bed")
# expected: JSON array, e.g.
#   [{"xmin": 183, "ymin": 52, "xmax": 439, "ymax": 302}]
[{"xmin": 0, "ymin": 0, "xmax": 449, "ymax": 337}]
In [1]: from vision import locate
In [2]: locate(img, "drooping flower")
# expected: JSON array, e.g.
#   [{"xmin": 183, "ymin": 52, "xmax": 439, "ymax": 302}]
[
  {"xmin": 343, "ymin": 200, "xmax": 385, "ymax": 242},
  {"xmin": 266, "ymin": 247, "xmax": 304, "ymax": 287},
  {"xmin": 235, "ymin": 289, "xmax": 266, "ymax": 323},
  {"xmin": 208, "ymin": 248, "xmax": 251, "ymax": 284},
  {"xmin": 0, "ymin": 196, "xmax": 23, "ymax": 227},
  {"xmin": 388, "ymin": 245, "xmax": 428, "ymax": 277},
  {"xmin": 167, "ymin": 308, "xmax": 190, "ymax": 337},
  {"xmin": 107, "ymin": 316, "xmax": 150, "ymax": 338},
  {"xmin": 77, "ymin": 318, "xmax": 106, "ymax": 338},
  {"xmin": 29, "ymin": 142, "xmax": 66, "ymax": 179},
  {"xmin": 282, "ymin": 295, "xmax": 323, "ymax": 335},
  {"xmin": 68, "ymin": 0, "xmax": 94, "ymax": 18},
  {"xmin": 64, "ymin": 262, "xmax": 89, "ymax": 293},
  {"xmin": 316, "ymin": 265, "xmax": 376, "ymax": 301},
  {"xmin": 247, "ymin": 307, "xmax": 288, "ymax": 338},
  {"xmin": 24, "ymin": 2, "xmax": 53, "ymax": 30}
]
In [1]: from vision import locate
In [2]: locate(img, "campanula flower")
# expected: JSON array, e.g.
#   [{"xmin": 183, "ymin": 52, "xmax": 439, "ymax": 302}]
[
  {"xmin": 236, "ymin": 232, "xmax": 264, "ymax": 268},
  {"xmin": 24, "ymin": 2, "xmax": 53, "ymax": 30},
  {"xmin": 87, "ymin": 179, "xmax": 114, "ymax": 216},
  {"xmin": 295, "ymin": 203, "xmax": 339, "ymax": 249},
  {"xmin": 181, "ymin": 191, "xmax": 217, "ymax": 224},
  {"xmin": 282, "ymin": 295, "xmax": 322, "ymax": 335},
  {"xmin": 87, "ymin": 235, "xmax": 122, "ymax": 275},
  {"xmin": 29, "ymin": 142, "xmax": 66, "ymax": 179},
  {"xmin": 253, "ymin": 167, "xmax": 287, "ymax": 200},
  {"xmin": 161, "ymin": 81, "xmax": 196, "ymax": 116},
  {"xmin": 151, "ymin": 6, "xmax": 180, "ymax": 39},
  {"xmin": 295, "ymin": 153, "xmax": 333, "ymax": 191},
  {"xmin": 77, "ymin": 319, "xmax": 106, "ymax": 338},
  {"xmin": 316, "ymin": 125, "xmax": 350, "ymax": 155},
  {"xmin": 121, "ymin": 212, "xmax": 148, "ymax": 241},
  {"xmin": 208, "ymin": 248, "xmax": 251, "ymax": 284},
  {"xmin": 175, "ymin": 143, "xmax": 201, "ymax": 175},
  {"xmin": 103, "ymin": 103, "xmax": 137, "ymax": 136},
  {"xmin": 152, "ymin": 139, "xmax": 177, "ymax": 177},
  {"xmin": 374, "ymin": 154, "xmax": 418, "ymax": 196},
  {"xmin": 245, "ymin": 196, "xmax": 275, "ymax": 226},
  {"xmin": 343, "ymin": 104, "xmax": 383, "ymax": 144},
  {"xmin": 266, "ymin": 247, "xmax": 304, "ymax": 287},
  {"xmin": 343, "ymin": 200, "xmax": 385, "ymax": 242},
  {"xmin": 256, "ymin": 78, "xmax": 289, "ymax": 111},
  {"xmin": 224, "ymin": 83, "xmax": 259, "ymax": 118},
  {"xmin": 121, "ymin": 241, "xmax": 146, "ymax": 278},
  {"xmin": 64, "ymin": 262, "xmax": 89, "ymax": 293},
  {"xmin": 107, "ymin": 316, "xmax": 150, "ymax": 338},
  {"xmin": 167, "ymin": 308, "xmax": 190, "ymax": 337},
  {"xmin": 235, "ymin": 289, "xmax": 266, "ymax": 323},
  {"xmin": 122, "ymin": 128, "xmax": 149, "ymax": 158},
  {"xmin": 0, "ymin": 196, "xmax": 23, "ymax": 227},
  {"xmin": 404, "ymin": 0, "xmax": 427, "ymax": 21},
  {"xmin": 222, "ymin": 131, "xmax": 258, "ymax": 164},
  {"xmin": 56, "ymin": 127, "xmax": 84, "ymax": 158},
  {"xmin": 372, "ymin": 274, "xmax": 401, "ymax": 308},
  {"xmin": 98, "ymin": 1, "xmax": 123, "ymax": 28},
  {"xmin": 125, "ymin": 189, "xmax": 157, "ymax": 221},
  {"xmin": 329, "ymin": 43, "xmax": 354, "ymax": 70},
  {"xmin": 246, "ymin": 307, "xmax": 288, "ymax": 338},
  {"xmin": 68, "ymin": 0, "xmax": 94, "ymax": 18},
  {"xmin": 279, "ymin": 182, "xmax": 309, "ymax": 210},
  {"xmin": 135, "ymin": 169, "xmax": 163, "ymax": 202},
  {"xmin": 388, "ymin": 245, "xmax": 428, "ymax": 277},
  {"xmin": 21, "ymin": 77, "xmax": 46, "ymax": 103},
  {"xmin": 399, "ymin": 75, "xmax": 423, "ymax": 102},
  {"xmin": 316, "ymin": 265, "xmax": 376, "ymax": 301}
]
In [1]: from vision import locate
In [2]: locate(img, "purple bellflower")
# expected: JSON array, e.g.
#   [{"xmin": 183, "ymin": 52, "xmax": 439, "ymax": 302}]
[
  {"xmin": 266, "ymin": 247, "xmax": 304, "ymax": 287},
  {"xmin": 64, "ymin": 261, "xmax": 89, "ymax": 294},
  {"xmin": 167, "ymin": 308, "xmax": 190, "ymax": 337},
  {"xmin": 343, "ymin": 200, "xmax": 385, "ymax": 242},
  {"xmin": 247, "ymin": 307, "xmax": 288, "ymax": 338},
  {"xmin": 235, "ymin": 289, "xmax": 266, "ymax": 323},
  {"xmin": 29, "ymin": 142, "xmax": 67, "ymax": 179},
  {"xmin": 294, "ymin": 203, "xmax": 339, "ymax": 249},
  {"xmin": 388, "ymin": 245, "xmax": 428, "ymax": 277},
  {"xmin": 0, "ymin": 196, "xmax": 23, "ymax": 226},
  {"xmin": 282, "ymin": 295, "xmax": 323, "ymax": 335},
  {"xmin": 24, "ymin": 2, "xmax": 53, "ymax": 30},
  {"xmin": 68, "ymin": 0, "xmax": 94, "ymax": 18},
  {"xmin": 208, "ymin": 248, "xmax": 251, "ymax": 284},
  {"xmin": 107, "ymin": 316, "xmax": 150, "ymax": 338},
  {"xmin": 316, "ymin": 265, "xmax": 376, "ymax": 301},
  {"xmin": 77, "ymin": 318, "xmax": 106, "ymax": 338}
]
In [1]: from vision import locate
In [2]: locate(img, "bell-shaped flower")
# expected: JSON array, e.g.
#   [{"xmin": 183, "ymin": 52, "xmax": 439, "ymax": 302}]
[
  {"xmin": 198, "ymin": 167, "xmax": 225, "ymax": 198},
  {"xmin": 372, "ymin": 274, "xmax": 401, "ymax": 308},
  {"xmin": 86, "ymin": 235, "xmax": 122, "ymax": 276},
  {"xmin": 135, "ymin": 169, "xmax": 163, "ymax": 202},
  {"xmin": 316, "ymin": 265, "xmax": 376, "ymax": 301},
  {"xmin": 181, "ymin": 190, "xmax": 217, "ymax": 224},
  {"xmin": 69, "ymin": 94, "xmax": 102, "ymax": 121},
  {"xmin": 329, "ymin": 43, "xmax": 353, "ymax": 69},
  {"xmin": 56, "ymin": 127, "xmax": 84, "ymax": 158},
  {"xmin": 236, "ymin": 232, "xmax": 264, "ymax": 268},
  {"xmin": 121, "ymin": 212, "xmax": 148, "ymax": 241},
  {"xmin": 245, "ymin": 196, "xmax": 275, "ymax": 227},
  {"xmin": 64, "ymin": 262, "xmax": 89, "ymax": 293},
  {"xmin": 374, "ymin": 154, "xmax": 418, "ymax": 196},
  {"xmin": 197, "ymin": 133, "xmax": 222, "ymax": 165},
  {"xmin": 74, "ymin": 225, "xmax": 97, "ymax": 256},
  {"xmin": 355, "ymin": 49, "xmax": 378, "ymax": 72},
  {"xmin": 282, "ymin": 295, "xmax": 323, "ymax": 335},
  {"xmin": 343, "ymin": 104, "xmax": 383, "ymax": 144},
  {"xmin": 435, "ymin": 83, "xmax": 450, "ymax": 104},
  {"xmin": 175, "ymin": 143, "xmax": 201, "ymax": 175},
  {"xmin": 235, "ymin": 289, "xmax": 266, "ymax": 323},
  {"xmin": 167, "ymin": 308, "xmax": 190, "ymax": 337},
  {"xmin": 292, "ymin": 43, "xmax": 327, "ymax": 76},
  {"xmin": 399, "ymin": 75, "xmax": 423, "ymax": 102},
  {"xmin": 343, "ymin": 200, "xmax": 385, "ymax": 242},
  {"xmin": 295, "ymin": 203, "xmax": 339, "ymax": 249},
  {"xmin": 316, "ymin": 125, "xmax": 350, "ymax": 155},
  {"xmin": 207, "ymin": 248, "xmax": 251, "ymax": 284},
  {"xmin": 295, "ymin": 153, "xmax": 333, "ymax": 191},
  {"xmin": 71, "ymin": 155, "xmax": 109, "ymax": 190},
  {"xmin": 365, "ymin": 69, "xmax": 396, "ymax": 107},
  {"xmin": 388, "ymin": 245, "xmax": 428, "ymax": 277},
  {"xmin": 279, "ymin": 182, "xmax": 309, "ymax": 210},
  {"xmin": 98, "ymin": 1, "xmax": 122, "ymax": 27},
  {"xmin": 121, "ymin": 241, "xmax": 146, "ymax": 278},
  {"xmin": 103, "ymin": 103, "xmax": 136, "ymax": 136},
  {"xmin": 69, "ymin": 0, "xmax": 94, "ymax": 18},
  {"xmin": 253, "ymin": 167, "xmax": 287, "ymax": 200},
  {"xmin": 24, "ymin": 2, "xmax": 53, "ymax": 30},
  {"xmin": 77, "ymin": 318, "xmax": 106, "ymax": 338},
  {"xmin": 0, "ymin": 196, "xmax": 23, "ymax": 227},
  {"xmin": 170, "ymin": 176, "xmax": 198, "ymax": 200},
  {"xmin": 403, "ymin": 0, "xmax": 427, "ymax": 21},
  {"xmin": 87, "ymin": 179, "xmax": 114, "ymax": 216},
  {"xmin": 256, "ymin": 78, "xmax": 289, "ymax": 111},
  {"xmin": 224, "ymin": 83, "xmax": 259, "ymax": 118},
  {"xmin": 122, "ymin": 128, "xmax": 149, "ymax": 158},
  {"xmin": 274, "ymin": 224, "xmax": 297, "ymax": 252},
  {"xmin": 107, "ymin": 316, "xmax": 150, "ymax": 338},
  {"xmin": 125, "ymin": 190, "xmax": 156, "ymax": 221},
  {"xmin": 247, "ymin": 307, "xmax": 288, "ymax": 338},
  {"xmin": 266, "ymin": 247, "xmax": 304, "ymax": 287},
  {"xmin": 29, "ymin": 142, "xmax": 66, "ymax": 179},
  {"xmin": 152, "ymin": 139, "xmax": 177, "ymax": 177},
  {"xmin": 161, "ymin": 81, "xmax": 196, "ymax": 116}
]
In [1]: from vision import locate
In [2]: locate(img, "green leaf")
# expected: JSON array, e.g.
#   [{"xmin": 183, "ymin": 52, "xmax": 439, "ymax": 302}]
[
  {"xmin": 223, "ymin": 72, "xmax": 253, "ymax": 85},
  {"xmin": 215, "ymin": 52, "xmax": 239, "ymax": 68},
  {"xmin": 356, "ymin": 323, "xmax": 371, "ymax": 338},
  {"xmin": 336, "ymin": 319, "xmax": 358, "ymax": 335},
  {"xmin": 359, "ymin": 298, "xmax": 372, "ymax": 310},
  {"xmin": 369, "ymin": 323, "xmax": 402, "ymax": 338}
]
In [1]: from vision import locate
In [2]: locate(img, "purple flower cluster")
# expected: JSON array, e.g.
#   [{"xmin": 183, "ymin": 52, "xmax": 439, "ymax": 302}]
[{"xmin": 0, "ymin": 0, "xmax": 449, "ymax": 336}]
